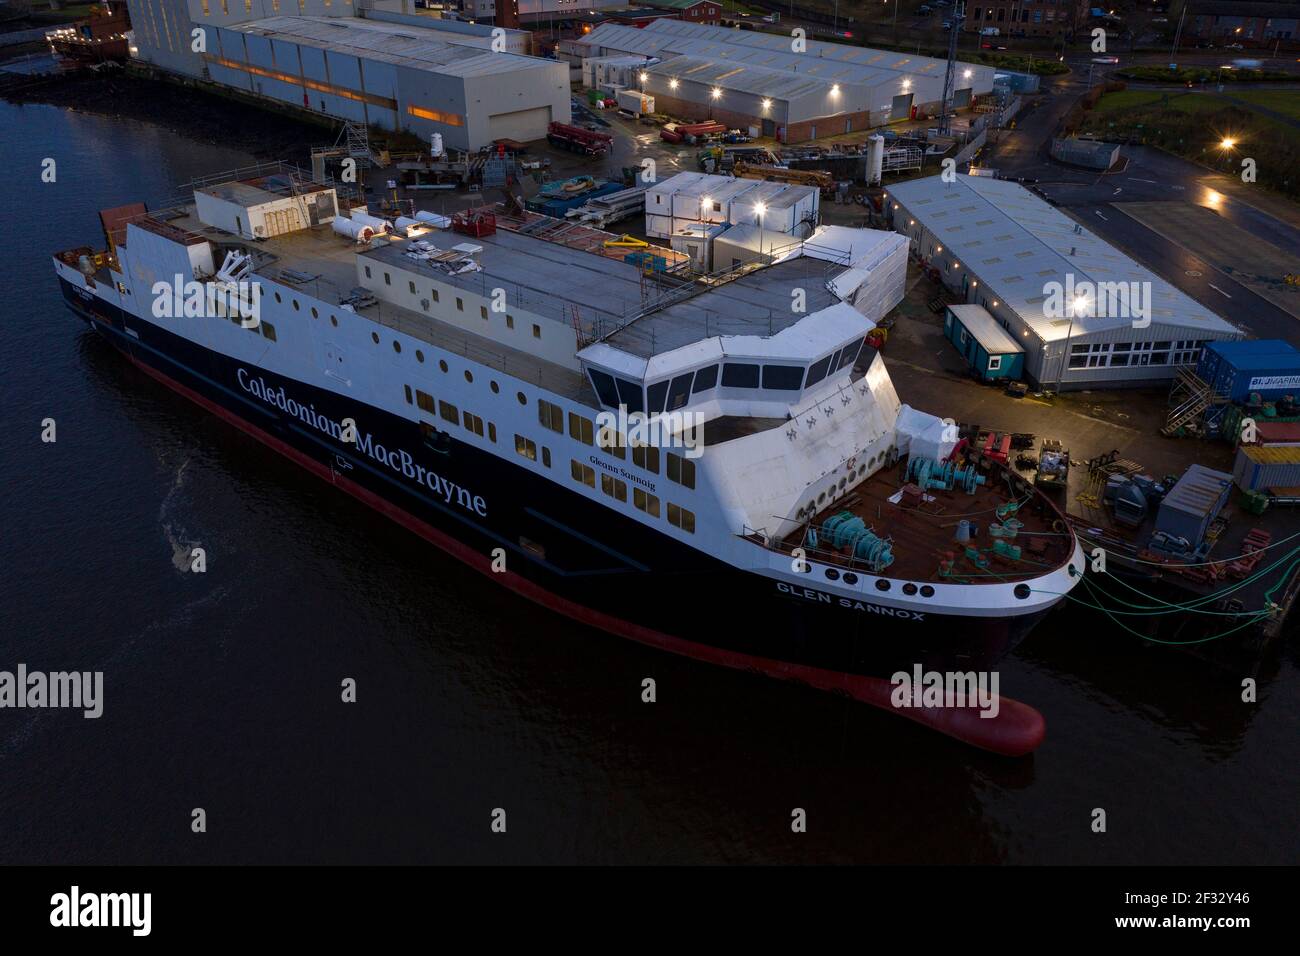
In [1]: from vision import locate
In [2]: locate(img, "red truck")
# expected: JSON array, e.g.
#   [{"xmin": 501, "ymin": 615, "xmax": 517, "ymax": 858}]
[{"xmin": 547, "ymin": 122, "xmax": 614, "ymax": 156}]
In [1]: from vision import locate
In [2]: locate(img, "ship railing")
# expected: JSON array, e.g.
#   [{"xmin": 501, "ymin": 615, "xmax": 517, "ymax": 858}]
[
  {"xmin": 184, "ymin": 161, "xmax": 328, "ymax": 196},
  {"xmin": 359, "ymin": 296, "xmax": 592, "ymax": 402}
]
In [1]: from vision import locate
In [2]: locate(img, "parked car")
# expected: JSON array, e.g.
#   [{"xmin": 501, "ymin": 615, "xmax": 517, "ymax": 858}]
[
  {"xmin": 942, "ymin": 20, "xmax": 952, "ymax": 29},
  {"xmin": 918, "ymin": 3, "xmax": 932, "ymax": 12}
]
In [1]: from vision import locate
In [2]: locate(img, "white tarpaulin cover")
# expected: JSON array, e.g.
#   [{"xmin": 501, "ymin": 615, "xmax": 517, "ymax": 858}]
[
  {"xmin": 811, "ymin": 225, "xmax": 909, "ymax": 324},
  {"xmin": 894, "ymin": 403, "xmax": 957, "ymax": 463}
]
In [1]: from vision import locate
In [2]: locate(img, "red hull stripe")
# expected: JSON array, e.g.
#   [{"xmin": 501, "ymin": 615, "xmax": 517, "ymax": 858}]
[{"xmin": 121, "ymin": 347, "xmax": 1045, "ymax": 756}]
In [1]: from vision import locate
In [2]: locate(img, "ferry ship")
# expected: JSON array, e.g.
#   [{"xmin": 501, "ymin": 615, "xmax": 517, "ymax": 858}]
[{"xmin": 53, "ymin": 164, "xmax": 1084, "ymax": 753}]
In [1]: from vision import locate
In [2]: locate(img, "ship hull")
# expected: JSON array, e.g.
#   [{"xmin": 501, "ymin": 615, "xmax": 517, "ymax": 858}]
[{"xmin": 59, "ymin": 277, "xmax": 1054, "ymax": 687}]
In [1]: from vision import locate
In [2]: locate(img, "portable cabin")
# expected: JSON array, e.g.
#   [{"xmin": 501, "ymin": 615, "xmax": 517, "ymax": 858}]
[{"xmin": 944, "ymin": 305, "xmax": 1024, "ymax": 382}]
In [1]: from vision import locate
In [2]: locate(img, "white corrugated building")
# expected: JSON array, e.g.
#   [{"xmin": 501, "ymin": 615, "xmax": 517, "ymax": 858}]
[
  {"xmin": 646, "ymin": 172, "xmax": 820, "ymax": 241},
  {"xmin": 885, "ymin": 175, "xmax": 1243, "ymax": 389},
  {"xmin": 204, "ymin": 16, "xmax": 571, "ymax": 150},
  {"xmin": 571, "ymin": 19, "xmax": 996, "ymax": 142}
]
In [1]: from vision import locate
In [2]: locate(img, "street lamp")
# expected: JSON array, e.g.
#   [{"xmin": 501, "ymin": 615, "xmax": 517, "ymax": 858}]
[{"xmin": 754, "ymin": 202, "xmax": 767, "ymax": 259}]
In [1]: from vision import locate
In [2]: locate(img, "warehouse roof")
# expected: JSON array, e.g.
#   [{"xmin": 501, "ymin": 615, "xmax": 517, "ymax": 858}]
[
  {"xmin": 886, "ymin": 175, "xmax": 1240, "ymax": 342},
  {"xmin": 647, "ymin": 54, "xmax": 834, "ymax": 101},
  {"xmin": 948, "ymin": 304, "xmax": 1025, "ymax": 354},
  {"xmin": 226, "ymin": 16, "xmax": 554, "ymax": 77},
  {"xmin": 581, "ymin": 19, "xmax": 991, "ymax": 89}
]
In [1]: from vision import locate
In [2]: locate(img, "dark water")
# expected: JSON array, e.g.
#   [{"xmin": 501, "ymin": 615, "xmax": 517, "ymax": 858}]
[{"xmin": 2, "ymin": 100, "xmax": 1298, "ymax": 865}]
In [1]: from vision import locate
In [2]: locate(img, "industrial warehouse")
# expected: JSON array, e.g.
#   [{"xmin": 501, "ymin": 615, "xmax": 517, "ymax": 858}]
[
  {"xmin": 569, "ymin": 19, "xmax": 997, "ymax": 142},
  {"xmin": 204, "ymin": 17, "xmax": 570, "ymax": 150},
  {"xmin": 885, "ymin": 175, "xmax": 1243, "ymax": 389},
  {"xmin": 122, "ymin": 2, "xmax": 564, "ymax": 150}
]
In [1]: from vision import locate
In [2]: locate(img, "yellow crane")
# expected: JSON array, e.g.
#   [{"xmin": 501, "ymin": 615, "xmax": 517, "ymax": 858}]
[{"xmin": 603, "ymin": 234, "xmax": 650, "ymax": 249}]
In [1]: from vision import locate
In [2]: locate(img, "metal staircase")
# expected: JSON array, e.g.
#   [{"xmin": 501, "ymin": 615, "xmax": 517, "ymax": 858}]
[{"xmin": 1161, "ymin": 366, "xmax": 1228, "ymax": 436}]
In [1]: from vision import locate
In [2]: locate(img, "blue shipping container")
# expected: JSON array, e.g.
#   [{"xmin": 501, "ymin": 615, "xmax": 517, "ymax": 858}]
[
  {"xmin": 1197, "ymin": 339, "xmax": 1277, "ymax": 384},
  {"xmin": 1198, "ymin": 340, "xmax": 1300, "ymax": 402}
]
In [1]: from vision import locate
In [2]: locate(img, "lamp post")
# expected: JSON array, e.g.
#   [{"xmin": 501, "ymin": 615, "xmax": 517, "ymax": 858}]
[
  {"xmin": 755, "ymin": 202, "xmax": 767, "ymax": 261},
  {"xmin": 1055, "ymin": 292, "xmax": 1087, "ymax": 395}
]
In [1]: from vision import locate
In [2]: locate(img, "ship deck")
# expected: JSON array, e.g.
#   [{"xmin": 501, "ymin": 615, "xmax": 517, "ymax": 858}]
[
  {"xmin": 155, "ymin": 208, "xmax": 598, "ymax": 407},
  {"xmin": 777, "ymin": 462, "xmax": 1076, "ymax": 584}
]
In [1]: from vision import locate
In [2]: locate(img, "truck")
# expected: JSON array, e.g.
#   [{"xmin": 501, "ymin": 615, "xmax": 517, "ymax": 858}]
[
  {"xmin": 1034, "ymin": 439, "xmax": 1070, "ymax": 492},
  {"xmin": 546, "ymin": 122, "xmax": 614, "ymax": 156}
]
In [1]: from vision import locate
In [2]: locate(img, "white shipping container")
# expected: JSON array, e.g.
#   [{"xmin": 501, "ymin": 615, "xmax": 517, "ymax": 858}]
[{"xmin": 616, "ymin": 89, "xmax": 654, "ymax": 115}]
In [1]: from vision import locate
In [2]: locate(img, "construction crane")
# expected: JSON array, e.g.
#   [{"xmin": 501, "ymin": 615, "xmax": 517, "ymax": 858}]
[
  {"xmin": 603, "ymin": 235, "xmax": 650, "ymax": 249},
  {"xmin": 938, "ymin": 2, "xmax": 967, "ymax": 137},
  {"xmin": 732, "ymin": 162, "xmax": 834, "ymax": 192}
]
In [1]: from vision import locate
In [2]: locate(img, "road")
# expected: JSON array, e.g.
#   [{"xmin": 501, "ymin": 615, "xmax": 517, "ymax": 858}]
[{"xmin": 981, "ymin": 64, "xmax": 1300, "ymax": 342}]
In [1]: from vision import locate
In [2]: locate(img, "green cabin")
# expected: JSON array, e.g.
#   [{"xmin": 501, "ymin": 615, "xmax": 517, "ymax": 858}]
[{"xmin": 944, "ymin": 304, "xmax": 1025, "ymax": 382}]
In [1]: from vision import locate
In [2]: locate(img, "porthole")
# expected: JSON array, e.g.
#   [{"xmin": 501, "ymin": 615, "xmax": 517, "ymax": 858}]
[
  {"xmin": 517, "ymin": 391, "xmax": 526, "ymax": 405},
  {"xmin": 310, "ymin": 307, "xmax": 318, "ymax": 319},
  {"xmin": 824, "ymin": 568, "xmax": 840, "ymax": 581},
  {"xmin": 838, "ymin": 478, "xmax": 847, "ymax": 491},
  {"xmin": 392, "ymin": 340, "xmax": 401, "ymax": 354},
  {"xmin": 371, "ymin": 332, "xmax": 379, "ymax": 344},
  {"xmin": 292, "ymin": 300, "xmax": 299, "ymax": 311},
  {"xmin": 330, "ymin": 315, "xmax": 338, "ymax": 327},
  {"xmin": 274, "ymin": 292, "xmax": 281, "ymax": 304},
  {"xmin": 439, "ymin": 360, "xmax": 448, "ymax": 373},
  {"xmin": 416, "ymin": 350, "xmax": 424, "ymax": 363},
  {"xmin": 464, "ymin": 370, "xmax": 473, "ymax": 383},
  {"xmin": 902, "ymin": 583, "xmax": 918, "ymax": 596},
  {"xmin": 491, "ymin": 381, "xmax": 500, "ymax": 394},
  {"xmin": 920, "ymin": 585, "xmax": 935, "ymax": 598},
  {"xmin": 817, "ymin": 492, "xmax": 826, "ymax": 504},
  {"xmin": 806, "ymin": 501, "xmax": 816, "ymax": 514},
  {"xmin": 1014, "ymin": 583, "xmax": 1032, "ymax": 600},
  {"xmin": 875, "ymin": 579, "xmax": 891, "ymax": 592},
  {"xmin": 842, "ymin": 572, "xmax": 859, "ymax": 585}
]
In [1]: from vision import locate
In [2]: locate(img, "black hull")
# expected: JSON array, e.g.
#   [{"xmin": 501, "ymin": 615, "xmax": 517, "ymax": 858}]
[{"xmin": 59, "ymin": 278, "xmax": 1048, "ymax": 683}]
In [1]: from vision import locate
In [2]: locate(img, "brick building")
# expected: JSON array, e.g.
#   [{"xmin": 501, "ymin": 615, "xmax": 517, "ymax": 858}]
[{"xmin": 966, "ymin": 0, "xmax": 1089, "ymax": 37}]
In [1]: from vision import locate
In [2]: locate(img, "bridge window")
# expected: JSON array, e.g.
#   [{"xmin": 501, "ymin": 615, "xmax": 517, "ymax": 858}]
[
  {"xmin": 721, "ymin": 363, "xmax": 760, "ymax": 388},
  {"xmin": 667, "ymin": 372, "xmax": 694, "ymax": 410},
  {"xmin": 762, "ymin": 365, "xmax": 803, "ymax": 390},
  {"xmin": 588, "ymin": 368, "xmax": 620, "ymax": 407},
  {"xmin": 646, "ymin": 379, "xmax": 670, "ymax": 414},
  {"xmin": 692, "ymin": 364, "xmax": 719, "ymax": 392},
  {"xmin": 615, "ymin": 378, "xmax": 644, "ymax": 414},
  {"xmin": 805, "ymin": 354, "xmax": 833, "ymax": 388}
]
